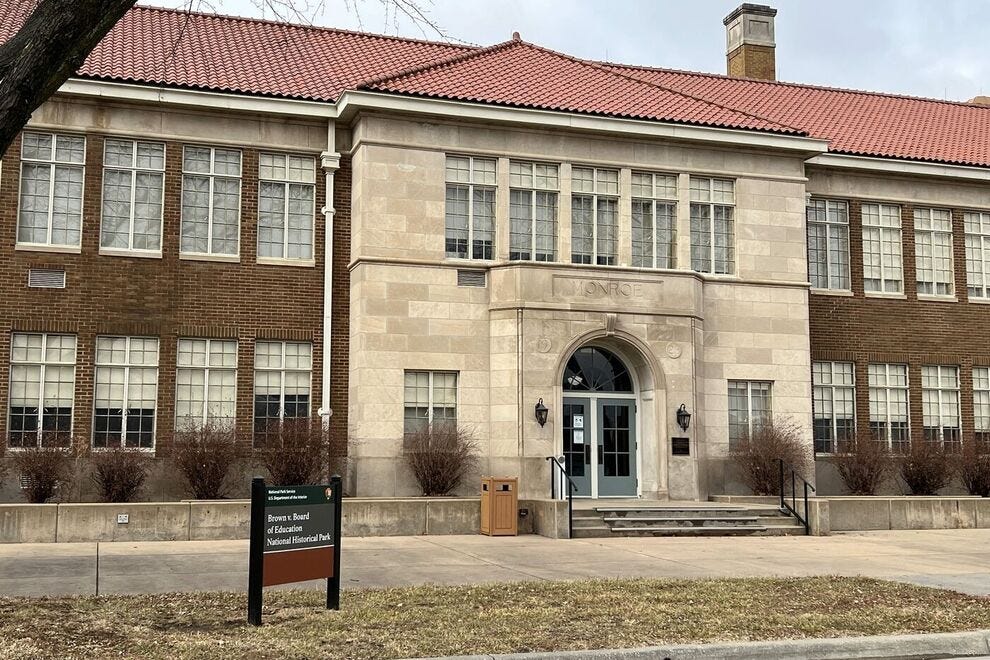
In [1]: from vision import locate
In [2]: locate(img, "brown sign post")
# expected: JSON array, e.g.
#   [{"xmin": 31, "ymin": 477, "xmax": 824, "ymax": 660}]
[{"xmin": 247, "ymin": 475, "xmax": 343, "ymax": 625}]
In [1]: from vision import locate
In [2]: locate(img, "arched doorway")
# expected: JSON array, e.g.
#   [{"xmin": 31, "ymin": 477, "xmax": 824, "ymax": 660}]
[{"xmin": 562, "ymin": 346, "xmax": 638, "ymax": 497}]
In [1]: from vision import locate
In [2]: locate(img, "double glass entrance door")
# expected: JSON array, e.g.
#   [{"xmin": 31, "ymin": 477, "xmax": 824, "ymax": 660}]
[{"xmin": 562, "ymin": 397, "xmax": 637, "ymax": 497}]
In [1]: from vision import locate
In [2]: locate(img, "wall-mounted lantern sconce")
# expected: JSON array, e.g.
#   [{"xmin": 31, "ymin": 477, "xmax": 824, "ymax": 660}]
[
  {"xmin": 676, "ymin": 403, "xmax": 692, "ymax": 432},
  {"xmin": 535, "ymin": 398, "xmax": 549, "ymax": 427}
]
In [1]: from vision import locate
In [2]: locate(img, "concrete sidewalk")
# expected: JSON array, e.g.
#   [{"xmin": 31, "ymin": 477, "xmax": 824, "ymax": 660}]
[{"xmin": 1, "ymin": 529, "xmax": 989, "ymax": 598}]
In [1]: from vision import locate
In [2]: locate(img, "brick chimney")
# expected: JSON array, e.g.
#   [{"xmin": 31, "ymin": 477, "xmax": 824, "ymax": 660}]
[{"xmin": 724, "ymin": 4, "xmax": 777, "ymax": 81}]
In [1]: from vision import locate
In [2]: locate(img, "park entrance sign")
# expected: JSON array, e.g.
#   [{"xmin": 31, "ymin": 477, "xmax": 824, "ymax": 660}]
[{"xmin": 247, "ymin": 476, "xmax": 343, "ymax": 625}]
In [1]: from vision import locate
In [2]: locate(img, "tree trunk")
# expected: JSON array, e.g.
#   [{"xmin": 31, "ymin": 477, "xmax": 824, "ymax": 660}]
[{"xmin": 0, "ymin": 0, "xmax": 137, "ymax": 156}]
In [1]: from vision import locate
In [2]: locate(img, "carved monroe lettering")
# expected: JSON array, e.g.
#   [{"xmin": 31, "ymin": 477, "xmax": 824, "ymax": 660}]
[{"xmin": 581, "ymin": 281, "xmax": 643, "ymax": 298}]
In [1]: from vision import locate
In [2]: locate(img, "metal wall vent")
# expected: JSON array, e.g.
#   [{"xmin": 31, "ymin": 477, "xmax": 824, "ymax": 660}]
[
  {"xmin": 28, "ymin": 268, "xmax": 66, "ymax": 289},
  {"xmin": 456, "ymin": 269, "xmax": 487, "ymax": 287}
]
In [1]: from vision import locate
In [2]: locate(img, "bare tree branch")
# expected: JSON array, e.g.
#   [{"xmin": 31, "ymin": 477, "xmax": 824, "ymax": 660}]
[{"xmin": 0, "ymin": 0, "xmax": 137, "ymax": 156}]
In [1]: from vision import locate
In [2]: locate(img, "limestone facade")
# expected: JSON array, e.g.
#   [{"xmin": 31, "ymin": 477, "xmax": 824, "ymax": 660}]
[{"xmin": 347, "ymin": 114, "xmax": 813, "ymax": 499}]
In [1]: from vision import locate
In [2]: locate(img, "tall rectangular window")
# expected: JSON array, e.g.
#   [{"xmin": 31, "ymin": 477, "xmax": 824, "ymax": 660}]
[
  {"xmin": 101, "ymin": 139, "xmax": 165, "ymax": 253},
  {"xmin": 445, "ymin": 155, "xmax": 495, "ymax": 260},
  {"xmin": 254, "ymin": 341, "xmax": 311, "ymax": 443},
  {"xmin": 403, "ymin": 371, "xmax": 457, "ymax": 437},
  {"xmin": 964, "ymin": 211, "xmax": 990, "ymax": 299},
  {"xmin": 690, "ymin": 177, "xmax": 734, "ymax": 274},
  {"xmin": 974, "ymin": 367, "xmax": 990, "ymax": 443},
  {"xmin": 727, "ymin": 380, "xmax": 771, "ymax": 447},
  {"xmin": 176, "ymin": 339, "xmax": 237, "ymax": 430},
  {"xmin": 258, "ymin": 153, "xmax": 316, "ymax": 261},
  {"xmin": 94, "ymin": 337, "xmax": 159, "ymax": 449},
  {"xmin": 862, "ymin": 203, "xmax": 903, "ymax": 293},
  {"xmin": 921, "ymin": 365, "xmax": 961, "ymax": 446},
  {"xmin": 812, "ymin": 361, "xmax": 855, "ymax": 454},
  {"xmin": 181, "ymin": 146, "xmax": 241, "ymax": 256},
  {"xmin": 914, "ymin": 208, "xmax": 954, "ymax": 296},
  {"xmin": 868, "ymin": 363, "xmax": 909, "ymax": 451},
  {"xmin": 17, "ymin": 132, "xmax": 85, "ymax": 248},
  {"xmin": 571, "ymin": 166, "xmax": 619, "ymax": 265},
  {"xmin": 509, "ymin": 161, "xmax": 558, "ymax": 262},
  {"xmin": 631, "ymin": 171, "xmax": 677, "ymax": 269},
  {"xmin": 8, "ymin": 333, "xmax": 75, "ymax": 448},
  {"xmin": 806, "ymin": 199, "xmax": 850, "ymax": 290}
]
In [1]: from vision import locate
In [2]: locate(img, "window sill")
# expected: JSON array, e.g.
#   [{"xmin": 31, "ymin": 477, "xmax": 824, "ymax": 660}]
[
  {"xmin": 442, "ymin": 257, "xmax": 497, "ymax": 266},
  {"xmin": 89, "ymin": 446, "xmax": 156, "ymax": 453},
  {"xmin": 917, "ymin": 294, "xmax": 958, "ymax": 303},
  {"xmin": 256, "ymin": 257, "xmax": 316, "ymax": 268},
  {"xmin": 810, "ymin": 288, "xmax": 854, "ymax": 297},
  {"xmin": 179, "ymin": 253, "xmax": 240, "ymax": 264},
  {"xmin": 968, "ymin": 297, "xmax": 990, "ymax": 305},
  {"xmin": 864, "ymin": 292, "xmax": 907, "ymax": 300},
  {"xmin": 15, "ymin": 243, "xmax": 81, "ymax": 255},
  {"xmin": 99, "ymin": 248, "xmax": 163, "ymax": 260}
]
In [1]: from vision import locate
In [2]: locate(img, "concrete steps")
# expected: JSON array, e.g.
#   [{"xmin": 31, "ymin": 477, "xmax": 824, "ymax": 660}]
[{"xmin": 571, "ymin": 504, "xmax": 806, "ymax": 538}]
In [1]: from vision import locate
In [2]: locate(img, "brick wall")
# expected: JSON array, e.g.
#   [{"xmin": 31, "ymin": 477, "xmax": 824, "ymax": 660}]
[
  {"xmin": 726, "ymin": 44, "xmax": 776, "ymax": 81},
  {"xmin": 0, "ymin": 131, "xmax": 351, "ymax": 459},
  {"xmin": 809, "ymin": 198, "xmax": 988, "ymax": 445}
]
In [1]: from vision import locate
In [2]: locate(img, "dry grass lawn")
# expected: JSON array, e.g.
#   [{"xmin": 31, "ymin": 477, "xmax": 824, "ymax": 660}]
[{"xmin": 2, "ymin": 577, "xmax": 989, "ymax": 659}]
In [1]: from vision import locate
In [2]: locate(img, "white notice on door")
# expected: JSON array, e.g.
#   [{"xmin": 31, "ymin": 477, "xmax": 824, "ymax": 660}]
[
  {"xmin": 573, "ymin": 415, "xmax": 584, "ymax": 428},
  {"xmin": 573, "ymin": 430, "xmax": 585, "ymax": 444}
]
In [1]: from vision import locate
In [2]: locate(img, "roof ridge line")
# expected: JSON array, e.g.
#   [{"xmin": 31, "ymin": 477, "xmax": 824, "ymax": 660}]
[
  {"xmin": 602, "ymin": 59, "xmax": 990, "ymax": 111},
  {"xmin": 359, "ymin": 38, "xmax": 520, "ymax": 89},
  {"xmin": 497, "ymin": 39, "xmax": 804, "ymax": 134},
  {"xmin": 131, "ymin": 3, "xmax": 479, "ymax": 50}
]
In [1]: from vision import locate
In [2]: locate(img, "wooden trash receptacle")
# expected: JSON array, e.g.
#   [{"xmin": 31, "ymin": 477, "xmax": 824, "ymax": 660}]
[{"xmin": 480, "ymin": 476, "xmax": 518, "ymax": 536}]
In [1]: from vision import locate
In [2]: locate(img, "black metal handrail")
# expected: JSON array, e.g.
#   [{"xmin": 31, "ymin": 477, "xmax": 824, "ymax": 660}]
[
  {"xmin": 546, "ymin": 455, "xmax": 577, "ymax": 539},
  {"xmin": 778, "ymin": 458, "xmax": 816, "ymax": 535}
]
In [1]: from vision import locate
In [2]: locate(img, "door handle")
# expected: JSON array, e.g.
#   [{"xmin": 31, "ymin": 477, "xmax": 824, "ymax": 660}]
[
  {"xmin": 584, "ymin": 444, "xmax": 591, "ymax": 464},
  {"xmin": 598, "ymin": 446, "xmax": 604, "ymax": 464}
]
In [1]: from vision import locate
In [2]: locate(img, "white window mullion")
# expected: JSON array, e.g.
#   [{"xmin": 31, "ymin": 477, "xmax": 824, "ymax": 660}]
[
  {"xmin": 120, "ymin": 345, "xmax": 131, "ymax": 447},
  {"xmin": 45, "ymin": 163, "xmax": 56, "ymax": 245}
]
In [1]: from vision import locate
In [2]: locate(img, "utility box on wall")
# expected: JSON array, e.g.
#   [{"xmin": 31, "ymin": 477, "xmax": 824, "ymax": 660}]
[{"xmin": 480, "ymin": 476, "xmax": 518, "ymax": 536}]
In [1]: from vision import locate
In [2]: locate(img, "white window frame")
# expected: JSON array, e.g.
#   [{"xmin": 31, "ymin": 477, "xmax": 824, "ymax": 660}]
[
  {"xmin": 914, "ymin": 207, "xmax": 955, "ymax": 297},
  {"xmin": 571, "ymin": 166, "xmax": 619, "ymax": 266},
  {"xmin": 862, "ymin": 203, "xmax": 903, "ymax": 294},
  {"xmin": 509, "ymin": 160, "xmax": 559, "ymax": 262},
  {"xmin": 180, "ymin": 145, "xmax": 242, "ymax": 260},
  {"xmin": 631, "ymin": 171, "xmax": 678, "ymax": 269},
  {"xmin": 16, "ymin": 131, "xmax": 86, "ymax": 252},
  {"xmin": 175, "ymin": 339, "xmax": 238, "ymax": 430},
  {"xmin": 403, "ymin": 370, "xmax": 458, "ymax": 437},
  {"xmin": 727, "ymin": 380, "xmax": 772, "ymax": 447},
  {"xmin": 921, "ymin": 365, "xmax": 961, "ymax": 446},
  {"xmin": 7, "ymin": 333, "xmax": 76, "ymax": 448},
  {"xmin": 444, "ymin": 155, "xmax": 496, "ymax": 261},
  {"xmin": 257, "ymin": 152, "xmax": 317, "ymax": 265},
  {"xmin": 99, "ymin": 138, "xmax": 166, "ymax": 257},
  {"xmin": 690, "ymin": 177, "xmax": 735, "ymax": 275},
  {"xmin": 92, "ymin": 336, "xmax": 160, "ymax": 450},
  {"xmin": 964, "ymin": 211, "xmax": 990, "ymax": 299},
  {"xmin": 868, "ymin": 363, "xmax": 910, "ymax": 450},
  {"xmin": 806, "ymin": 198, "xmax": 850, "ymax": 291},
  {"xmin": 253, "ymin": 340, "xmax": 312, "ymax": 443},
  {"xmin": 812, "ymin": 361, "xmax": 856, "ymax": 454},
  {"xmin": 974, "ymin": 367, "xmax": 990, "ymax": 442}
]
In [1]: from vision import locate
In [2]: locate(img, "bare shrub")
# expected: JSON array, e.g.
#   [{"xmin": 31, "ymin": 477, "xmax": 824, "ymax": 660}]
[
  {"xmin": 171, "ymin": 421, "xmax": 239, "ymax": 500},
  {"xmin": 90, "ymin": 449, "xmax": 151, "ymax": 503},
  {"xmin": 260, "ymin": 418, "xmax": 329, "ymax": 486},
  {"xmin": 728, "ymin": 418, "xmax": 811, "ymax": 496},
  {"xmin": 833, "ymin": 431, "xmax": 894, "ymax": 495},
  {"xmin": 11, "ymin": 433, "xmax": 77, "ymax": 503},
  {"xmin": 957, "ymin": 436, "xmax": 990, "ymax": 498},
  {"xmin": 899, "ymin": 441, "xmax": 953, "ymax": 496},
  {"xmin": 403, "ymin": 425, "xmax": 479, "ymax": 496}
]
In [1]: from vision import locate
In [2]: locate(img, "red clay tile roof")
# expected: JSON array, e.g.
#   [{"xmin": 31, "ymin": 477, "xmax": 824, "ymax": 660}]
[
  {"xmin": 605, "ymin": 63, "xmax": 990, "ymax": 168},
  {"xmin": 0, "ymin": 2, "xmax": 470, "ymax": 102},
  {"xmin": 360, "ymin": 38, "xmax": 803, "ymax": 135},
  {"xmin": 5, "ymin": 2, "xmax": 990, "ymax": 167}
]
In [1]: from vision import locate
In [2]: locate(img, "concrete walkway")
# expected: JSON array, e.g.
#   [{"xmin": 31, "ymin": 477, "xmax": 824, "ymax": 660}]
[{"xmin": 1, "ymin": 529, "xmax": 989, "ymax": 598}]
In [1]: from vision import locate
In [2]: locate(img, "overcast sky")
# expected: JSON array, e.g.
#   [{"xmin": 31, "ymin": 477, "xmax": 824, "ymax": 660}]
[{"xmin": 148, "ymin": 0, "xmax": 990, "ymax": 101}]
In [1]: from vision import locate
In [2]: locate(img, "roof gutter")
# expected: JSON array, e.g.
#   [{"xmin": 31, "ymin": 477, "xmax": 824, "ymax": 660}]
[
  {"xmin": 806, "ymin": 153, "xmax": 990, "ymax": 182},
  {"xmin": 57, "ymin": 78, "xmax": 336, "ymax": 118},
  {"xmin": 335, "ymin": 90, "xmax": 830, "ymax": 155}
]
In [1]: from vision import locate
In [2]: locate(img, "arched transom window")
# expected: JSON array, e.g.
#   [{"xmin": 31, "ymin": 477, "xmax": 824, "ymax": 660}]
[{"xmin": 563, "ymin": 346, "xmax": 633, "ymax": 392}]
